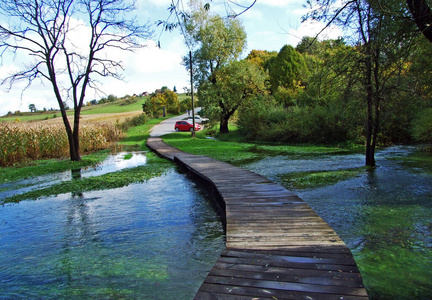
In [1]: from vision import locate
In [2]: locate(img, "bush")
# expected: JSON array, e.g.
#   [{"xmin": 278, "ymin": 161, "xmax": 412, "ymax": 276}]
[
  {"xmin": 238, "ymin": 96, "xmax": 352, "ymax": 144},
  {"xmin": 412, "ymin": 108, "xmax": 432, "ymax": 143},
  {"xmin": 116, "ymin": 113, "xmax": 148, "ymax": 132}
]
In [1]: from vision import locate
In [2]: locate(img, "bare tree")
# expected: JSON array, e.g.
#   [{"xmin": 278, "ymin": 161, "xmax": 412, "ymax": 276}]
[{"xmin": 0, "ymin": 0, "xmax": 152, "ymax": 161}]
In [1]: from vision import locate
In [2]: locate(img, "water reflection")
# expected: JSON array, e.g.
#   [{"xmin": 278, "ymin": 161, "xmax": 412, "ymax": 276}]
[
  {"xmin": 0, "ymin": 151, "xmax": 147, "ymax": 200},
  {"xmin": 71, "ymin": 168, "xmax": 82, "ymax": 180},
  {"xmin": 0, "ymin": 169, "xmax": 225, "ymax": 299}
]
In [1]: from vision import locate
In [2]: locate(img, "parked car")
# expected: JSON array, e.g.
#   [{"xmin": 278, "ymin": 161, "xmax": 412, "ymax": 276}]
[
  {"xmin": 175, "ymin": 120, "xmax": 201, "ymax": 132},
  {"xmin": 186, "ymin": 115, "xmax": 209, "ymax": 124}
]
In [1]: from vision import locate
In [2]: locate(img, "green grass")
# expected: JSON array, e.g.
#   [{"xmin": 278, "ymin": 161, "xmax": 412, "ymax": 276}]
[
  {"xmin": 0, "ymin": 112, "xmax": 62, "ymax": 122},
  {"xmin": 276, "ymin": 168, "xmax": 365, "ymax": 189},
  {"xmin": 119, "ymin": 116, "xmax": 171, "ymax": 149},
  {"xmin": 1, "ymin": 93, "xmax": 191, "ymax": 121},
  {"xmin": 80, "ymin": 97, "xmax": 146, "ymax": 114},
  {"xmin": 162, "ymin": 126, "xmax": 361, "ymax": 165}
]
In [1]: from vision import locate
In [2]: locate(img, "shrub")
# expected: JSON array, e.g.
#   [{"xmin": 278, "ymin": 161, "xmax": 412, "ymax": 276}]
[
  {"xmin": 238, "ymin": 97, "xmax": 352, "ymax": 144},
  {"xmin": 412, "ymin": 108, "xmax": 432, "ymax": 143},
  {"xmin": 116, "ymin": 113, "xmax": 148, "ymax": 132}
]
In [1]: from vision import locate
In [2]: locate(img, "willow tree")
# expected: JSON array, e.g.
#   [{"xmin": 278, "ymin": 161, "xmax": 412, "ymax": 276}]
[
  {"xmin": 199, "ymin": 60, "xmax": 267, "ymax": 133},
  {"xmin": 0, "ymin": 0, "xmax": 152, "ymax": 161},
  {"xmin": 183, "ymin": 9, "xmax": 247, "ymax": 133}
]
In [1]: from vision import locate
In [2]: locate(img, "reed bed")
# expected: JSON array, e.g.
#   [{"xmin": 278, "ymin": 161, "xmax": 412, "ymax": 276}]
[{"xmin": 0, "ymin": 122, "xmax": 123, "ymax": 167}]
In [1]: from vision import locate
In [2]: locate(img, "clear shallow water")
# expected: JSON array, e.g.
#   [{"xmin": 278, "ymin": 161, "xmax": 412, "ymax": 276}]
[
  {"xmin": 0, "ymin": 169, "xmax": 225, "ymax": 299},
  {"xmin": 243, "ymin": 146, "xmax": 432, "ymax": 299},
  {"xmin": 0, "ymin": 151, "xmax": 147, "ymax": 199}
]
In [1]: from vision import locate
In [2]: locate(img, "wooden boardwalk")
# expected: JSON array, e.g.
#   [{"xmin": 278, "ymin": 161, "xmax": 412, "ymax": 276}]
[{"xmin": 146, "ymin": 137, "xmax": 368, "ymax": 299}]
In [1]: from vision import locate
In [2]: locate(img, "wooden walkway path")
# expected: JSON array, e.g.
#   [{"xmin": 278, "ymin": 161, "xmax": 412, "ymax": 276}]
[{"xmin": 146, "ymin": 137, "xmax": 368, "ymax": 299}]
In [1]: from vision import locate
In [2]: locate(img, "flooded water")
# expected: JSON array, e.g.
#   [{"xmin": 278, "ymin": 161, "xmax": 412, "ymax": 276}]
[
  {"xmin": 243, "ymin": 146, "xmax": 432, "ymax": 300},
  {"xmin": 0, "ymin": 162, "xmax": 224, "ymax": 298},
  {"xmin": 0, "ymin": 151, "xmax": 147, "ymax": 199}
]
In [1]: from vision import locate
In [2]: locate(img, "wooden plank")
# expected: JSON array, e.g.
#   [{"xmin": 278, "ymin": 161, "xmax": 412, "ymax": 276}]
[
  {"xmin": 203, "ymin": 275, "xmax": 368, "ymax": 296},
  {"xmin": 146, "ymin": 137, "xmax": 369, "ymax": 299},
  {"xmin": 196, "ymin": 284, "xmax": 368, "ymax": 300}
]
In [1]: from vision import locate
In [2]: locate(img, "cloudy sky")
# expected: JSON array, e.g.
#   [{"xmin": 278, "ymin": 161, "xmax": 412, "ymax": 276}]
[{"xmin": 0, "ymin": 0, "xmax": 342, "ymax": 116}]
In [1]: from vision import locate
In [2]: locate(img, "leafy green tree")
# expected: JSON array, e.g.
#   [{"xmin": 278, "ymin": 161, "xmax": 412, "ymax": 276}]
[
  {"xmin": 268, "ymin": 45, "xmax": 306, "ymax": 93},
  {"xmin": 199, "ymin": 60, "xmax": 268, "ymax": 133},
  {"xmin": 184, "ymin": 8, "xmax": 247, "ymax": 132},
  {"xmin": 412, "ymin": 108, "xmax": 432, "ymax": 142},
  {"xmin": 184, "ymin": 9, "xmax": 246, "ymax": 81},
  {"xmin": 246, "ymin": 50, "xmax": 278, "ymax": 70},
  {"xmin": 164, "ymin": 89, "xmax": 180, "ymax": 114},
  {"xmin": 150, "ymin": 93, "xmax": 167, "ymax": 116},
  {"xmin": 305, "ymin": 0, "xmax": 418, "ymax": 166},
  {"xmin": 107, "ymin": 94, "xmax": 118, "ymax": 102},
  {"xmin": 28, "ymin": 104, "xmax": 37, "ymax": 113}
]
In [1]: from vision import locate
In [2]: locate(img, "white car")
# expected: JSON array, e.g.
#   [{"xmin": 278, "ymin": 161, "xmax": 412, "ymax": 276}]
[{"xmin": 186, "ymin": 115, "xmax": 209, "ymax": 124}]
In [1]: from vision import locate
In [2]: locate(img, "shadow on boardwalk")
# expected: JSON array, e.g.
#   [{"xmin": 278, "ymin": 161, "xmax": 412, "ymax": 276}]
[{"xmin": 146, "ymin": 137, "xmax": 368, "ymax": 299}]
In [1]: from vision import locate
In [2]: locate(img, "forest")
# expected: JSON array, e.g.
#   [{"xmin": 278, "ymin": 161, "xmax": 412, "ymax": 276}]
[{"xmin": 183, "ymin": 1, "xmax": 432, "ymax": 167}]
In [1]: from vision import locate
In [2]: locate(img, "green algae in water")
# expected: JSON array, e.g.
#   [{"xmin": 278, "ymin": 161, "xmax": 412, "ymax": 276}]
[
  {"xmin": 354, "ymin": 206, "xmax": 432, "ymax": 298},
  {"xmin": 353, "ymin": 204, "xmax": 432, "ymax": 299}
]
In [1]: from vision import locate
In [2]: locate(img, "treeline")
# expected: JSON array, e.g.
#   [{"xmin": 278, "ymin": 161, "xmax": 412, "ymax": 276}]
[
  {"xmin": 184, "ymin": 5, "xmax": 431, "ymax": 168},
  {"xmin": 142, "ymin": 87, "xmax": 193, "ymax": 117},
  {"xmin": 235, "ymin": 37, "xmax": 432, "ymax": 146}
]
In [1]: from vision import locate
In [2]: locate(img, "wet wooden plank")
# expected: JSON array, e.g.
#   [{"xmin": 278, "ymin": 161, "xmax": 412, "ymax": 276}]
[{"xmin": 146, "ymin": 137, "xmax": 368, "ymax": 299}]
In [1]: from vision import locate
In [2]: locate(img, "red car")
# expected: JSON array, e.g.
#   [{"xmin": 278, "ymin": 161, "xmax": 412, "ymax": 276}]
[{"xmin": 174, "ymin": 120, "xmax": 201, "ymax": 132}]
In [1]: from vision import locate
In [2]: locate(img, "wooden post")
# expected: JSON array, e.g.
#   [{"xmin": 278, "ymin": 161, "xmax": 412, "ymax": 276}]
[{"xmin": 190, "ymin": 50, "xmax": 196, "ymax": 138}]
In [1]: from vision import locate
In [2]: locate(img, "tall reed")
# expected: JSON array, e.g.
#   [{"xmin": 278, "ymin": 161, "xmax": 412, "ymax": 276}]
[{"xmin": 0, "ymin": 122, "xmax": 123, "ymax": 166}]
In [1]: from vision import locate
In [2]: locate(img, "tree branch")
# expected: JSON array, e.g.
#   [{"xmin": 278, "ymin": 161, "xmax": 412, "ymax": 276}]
[{"xmin": 407, "ymin": 0, "xmax": 432, "ymax": 42}]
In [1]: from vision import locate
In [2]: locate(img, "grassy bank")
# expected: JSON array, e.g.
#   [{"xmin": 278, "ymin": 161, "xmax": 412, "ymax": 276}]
[{"xmin": 162, "ymin": 127, "xmax": 362, "ymax": 165}]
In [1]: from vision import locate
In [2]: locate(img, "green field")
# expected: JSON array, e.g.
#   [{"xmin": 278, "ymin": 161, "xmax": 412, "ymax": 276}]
[{"xmin": 0, "ymin": 93, "xmax": 191, "ymax": 121}]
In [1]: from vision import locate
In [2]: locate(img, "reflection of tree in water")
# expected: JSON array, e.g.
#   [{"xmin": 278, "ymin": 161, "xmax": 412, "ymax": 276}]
[
  {"xmin": 71, "ymin": 168, "xmax": 82, "ymax": 180},
  {"xmin": 71, "ymin": 168, "xmax": 83, "ymax": 198},
  {"xmin": 59, "ymin": 180, "xmax": 96, "ymax": 285}
]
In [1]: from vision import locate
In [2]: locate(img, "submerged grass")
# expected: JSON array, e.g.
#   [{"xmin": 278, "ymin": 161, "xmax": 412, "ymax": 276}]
[
  {"xmin": 2, "ymin": 152, "xmax": 172, "ymax": 204},
  {"xmin": 276, "ymin": 168, "xmax": 366, "ymax": 189}
]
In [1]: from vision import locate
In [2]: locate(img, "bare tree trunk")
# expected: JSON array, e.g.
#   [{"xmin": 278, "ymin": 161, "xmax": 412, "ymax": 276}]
[{"xmin": 72, "ymin": 110, "xmax": 81, "ymax": 161}]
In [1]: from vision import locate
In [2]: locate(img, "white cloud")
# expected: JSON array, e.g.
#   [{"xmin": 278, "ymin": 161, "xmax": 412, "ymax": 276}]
[
  {"xmin": 259, "ymin": 0, "xmax": 304, "ymax": 8},
  {"xmin": 287, "ymin": 19, "xmax": 343, "ymax": 46},
  {"xmin": 137, "ymin": 0, "xmax": 170, "ymax": 8}
]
